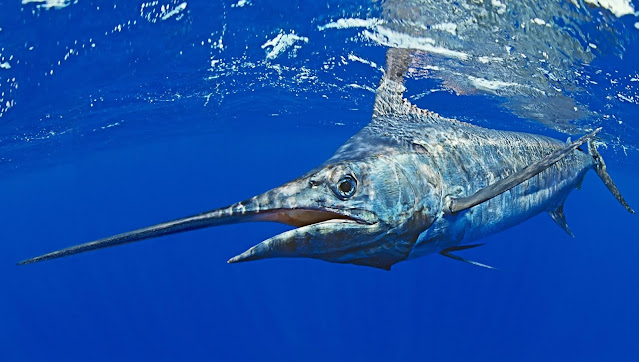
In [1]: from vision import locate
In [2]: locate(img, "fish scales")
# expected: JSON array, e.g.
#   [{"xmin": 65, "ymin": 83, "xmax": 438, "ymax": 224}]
[
  {"xmin": 328, "ymin": 111, "xmax": 594, "ymax": 259},
  {"xmin": 18, "ymin": 48, "xmax": 633, "ymax": 270}
]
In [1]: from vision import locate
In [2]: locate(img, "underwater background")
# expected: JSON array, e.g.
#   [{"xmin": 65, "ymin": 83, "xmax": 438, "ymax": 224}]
[{"xmin": 1, "ymin": 0, "xmax": 639, "ymax": 361}]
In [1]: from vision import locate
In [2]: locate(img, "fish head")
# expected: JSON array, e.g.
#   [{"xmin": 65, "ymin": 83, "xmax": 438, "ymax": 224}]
[
  {"xmin": 229, "ymin": 154, "xmax": 441, "ymax": 269},
  {"xmin": 19, "ymin": 151, "xmax": 441, "ymax": 271}
]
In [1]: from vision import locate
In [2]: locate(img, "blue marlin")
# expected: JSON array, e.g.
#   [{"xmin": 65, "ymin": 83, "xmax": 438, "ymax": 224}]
[{"xmin": 18, "ymin": 49, "xmax": 634, "ymax": 270}]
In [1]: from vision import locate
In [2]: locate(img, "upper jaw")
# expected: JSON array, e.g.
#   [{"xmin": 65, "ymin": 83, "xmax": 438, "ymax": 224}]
[
  {"xmin": 224, "ymin": 190, "xmax": 383, "ymax": 264},
  {"xmin": 252, "ymin": 206, "xmax": 378, "ymax": 227}
]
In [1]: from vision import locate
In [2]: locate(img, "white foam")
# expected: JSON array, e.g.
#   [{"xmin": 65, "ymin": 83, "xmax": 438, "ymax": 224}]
[
  {"xmin": 318, "ymin": 18, "xmax": 383, "ymax": 31},
  {"xmin": 467, "ymin": 75, "xmax": 520, "ymax": 91},
  {"xmin": 432, "ymin": 22, "xmax": 457, "ymax": 35},
  {"xmin": 0, "ymin": 62, "xmax": 10, "ymax": 69},
  {"xmin": 261, "ymin": 31, "xmax": 308, "ymax": 60},
  {"xmin": 635, "ymin": 22, "xmax": 639, "ymax": 29},
  {"xmin": 617, "ymin": 93, "xmax": 635, "ymax": 103},
  {"xmin": 347, "ymin": 83, "xmax": 376, "ymax": 93},
  {"xmin": 491, "ymin": 0, "xmax": 507, "ymax": 15},
  {"xmin": 531, "ymin": 18, "xmax": 546, "ymax": 26},
  {"xmin": 21, "ymin": 0, "xmax": 71, "ymax": 9},
  {"xmin": 362, "ymin": 27, "xmax": 469, "ymax": 60},
  {"xmin": 161, "ymin": 2, "xmax": 187, "ymax": 20},
  {"xmin": 583, "ymin": 0, "xmax": 634, "ymax": 17},
  {"xmin": 477, "ymin": 56, "xmax": 504, "ymax": 64},
  {"xmin": 347, "ymin": 54, "xmax": 378, "ymax": 70},
  {"xmin": 231, "ymin": 0, "xmax": 250, "ymax": 7}
]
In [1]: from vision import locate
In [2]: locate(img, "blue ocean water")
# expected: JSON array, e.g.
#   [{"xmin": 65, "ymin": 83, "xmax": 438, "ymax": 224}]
[{"xmin": 2, "ymin": 1, "xmax": 639, "ymax": 361}]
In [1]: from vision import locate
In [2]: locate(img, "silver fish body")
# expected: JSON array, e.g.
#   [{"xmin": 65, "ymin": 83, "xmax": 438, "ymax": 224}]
[
  {"xmin": 18, "ymin": 48, "xmax": 632, "ymax": 270},
  {"xmin": 328, "ymin": 112, "xmax": 595, "ymax": 261}
]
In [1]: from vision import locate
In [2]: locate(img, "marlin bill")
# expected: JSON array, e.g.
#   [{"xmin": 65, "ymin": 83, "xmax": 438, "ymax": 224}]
[{"xmin": 19, "ymin": 48, "xmax": 634, "ymax": 270}]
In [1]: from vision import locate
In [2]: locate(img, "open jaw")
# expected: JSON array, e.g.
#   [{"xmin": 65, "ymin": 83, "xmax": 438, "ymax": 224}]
[
  {"xmin": 17, "ymin": 204, "xmax": 378, "ymax": 265},
  {"xmin": 251, "ymin": 207, "xmax": 376, "ymax": 227},
  {"xmin": 228, "ymin": 207, "xmax": 379, "ymax": 263}
]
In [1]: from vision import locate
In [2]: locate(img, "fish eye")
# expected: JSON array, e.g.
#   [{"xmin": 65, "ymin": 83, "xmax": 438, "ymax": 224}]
[{"xmin": 335, "ymin": 175, "xmax": 357, "ymax": 199}]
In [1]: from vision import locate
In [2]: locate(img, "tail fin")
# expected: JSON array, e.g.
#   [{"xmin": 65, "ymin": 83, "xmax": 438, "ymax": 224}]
[{"xmin": 587, "ymin": 141, "xmax": 635, "ymax": 214}]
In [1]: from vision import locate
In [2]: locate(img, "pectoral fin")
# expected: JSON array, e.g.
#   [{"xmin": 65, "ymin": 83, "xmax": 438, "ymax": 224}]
[
  {"xmin": 444, "ymin": 128, "xmax": 602, "ymax": 214},
  {"xmin": 440, "ymin": 244, "xmax": 496, "ymax": 270},
  {"xmin": 548, "ymin": 205, "xmax": 574, "ymax": 237}
]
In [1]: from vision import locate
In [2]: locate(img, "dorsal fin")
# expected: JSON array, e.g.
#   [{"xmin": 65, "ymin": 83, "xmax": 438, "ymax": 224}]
[
  {"xmin": 372, "ymin": 49, "xmax": 458, "ymax": 123},
  {"xmin": 373, "ymin": 48, "xmax": 412, "ymax": 117}
]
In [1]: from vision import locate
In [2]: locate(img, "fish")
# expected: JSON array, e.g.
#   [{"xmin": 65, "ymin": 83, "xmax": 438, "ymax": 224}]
[{"xmin": 18, "ymin": 48, "xmax": 635, "ymax": 270}]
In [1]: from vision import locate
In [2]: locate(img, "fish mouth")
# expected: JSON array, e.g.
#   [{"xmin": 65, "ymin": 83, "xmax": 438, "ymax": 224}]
[
  {"xmin": 227, "ymin": 207, "xmax": 379, "ymax": 264},
  {"xmin": 250, "ymin": 207, "xmax": 377, "ymax": 227},
  {"xmin": 17, "ymin": 197, "xmax": 379, "ymax": 265},
  {"xmin": 17, "ymin": 168, "xmax": 381, "ymax": 266}
]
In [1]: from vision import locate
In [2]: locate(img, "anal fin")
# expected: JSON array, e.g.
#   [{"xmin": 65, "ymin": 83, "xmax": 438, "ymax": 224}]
[
  {"xmin": 548, "ymin": 205, "xmax": 574, "ymax": 237},
  {"xmin": 440, "ymin": 244, "xmax": 496, "ymax": 270}
]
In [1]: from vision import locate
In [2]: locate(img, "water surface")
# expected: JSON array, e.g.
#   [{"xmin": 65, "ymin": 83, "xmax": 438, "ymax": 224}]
[{"xmin": 1, "ymin": 1, "xmax": 638, "ymax": 361}]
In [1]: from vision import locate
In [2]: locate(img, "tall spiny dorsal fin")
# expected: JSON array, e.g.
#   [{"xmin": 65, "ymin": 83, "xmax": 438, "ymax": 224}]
[
  {"xmin": 373, "ymin": 48, "xmax": 413, "ymax": 117},
  {"xmin": 372, "ymin": 48, "xmax": 453, "ymax": 122}
]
